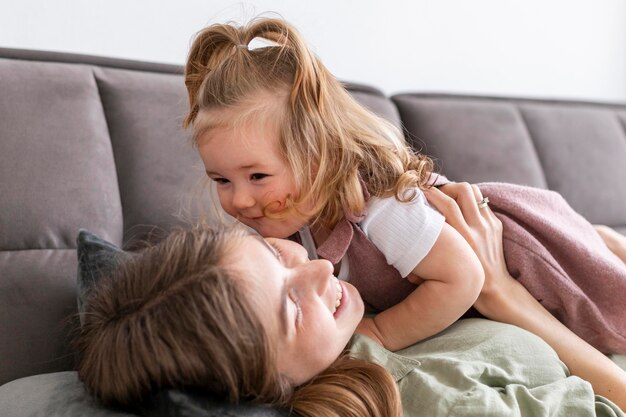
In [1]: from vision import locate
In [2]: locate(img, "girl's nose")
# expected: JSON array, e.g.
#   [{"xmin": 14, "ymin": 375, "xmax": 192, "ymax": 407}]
[{"xmin": 232, "ymin": 187, "xmax": 255, "ymax": 209}]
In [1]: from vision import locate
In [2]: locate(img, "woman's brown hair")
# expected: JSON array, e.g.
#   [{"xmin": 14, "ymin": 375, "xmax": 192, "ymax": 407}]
[
  {"xmin": 183, "ymin": 17, "xmax": 434, "ymax": 231},
  {"xmin": 76, "ymin": 226, "xmax": 401, "ymax": 416},
  {"xmin": 75, "ymin": 226, "xmax": 289, "ymax": 406}
]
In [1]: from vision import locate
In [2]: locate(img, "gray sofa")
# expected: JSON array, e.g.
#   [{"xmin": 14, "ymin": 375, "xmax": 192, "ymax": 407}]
[{"xmin": 1, "ymin": 47, "xmax": 625, "ymax": 416}]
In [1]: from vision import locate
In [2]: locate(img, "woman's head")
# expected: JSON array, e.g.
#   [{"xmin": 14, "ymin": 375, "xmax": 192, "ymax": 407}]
[
  {"xmin": 228, "ymin": 233, "xmax": 364, "ymax": 385},
  {"xmin": 76, "ymin": 226, "xmax": 364, "ymax": 407},
  {"xmin": 184, "ymin": 17, "xmax": 433, "ymax": 236}
]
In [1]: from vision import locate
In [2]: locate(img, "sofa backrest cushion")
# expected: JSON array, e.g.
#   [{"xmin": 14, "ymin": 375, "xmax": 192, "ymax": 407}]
[
  {"xmin": 0, "ymin": 51, "xmax": 210, "ymax": 385},
  {"xmin": 0, "ymin": 57, "xmax": 125, "ymax": 385},
  {"xmin": 393, "ymin": 93, "xmax": 626, "ymax": 228}
]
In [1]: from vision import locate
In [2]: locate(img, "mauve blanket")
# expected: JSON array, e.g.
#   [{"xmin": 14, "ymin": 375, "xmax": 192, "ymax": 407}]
[{"xmin": 478, "ymin": 182, "xmax": 626, "ymax": 354}]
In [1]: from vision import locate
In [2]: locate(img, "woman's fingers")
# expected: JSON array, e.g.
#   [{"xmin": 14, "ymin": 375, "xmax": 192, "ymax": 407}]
[
  {"xmin": 425, "ymin": 182, "xmax": 502, "ymax": 249},
  {"xmin": 437, "ymin": 182, "xmax": 488, "ymax": 226},
  {"xmin": 423, "ymin": 187, "xmax": 472, "ymax": 239}
]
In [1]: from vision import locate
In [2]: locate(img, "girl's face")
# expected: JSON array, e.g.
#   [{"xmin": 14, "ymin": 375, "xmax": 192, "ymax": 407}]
[
  {"xmin": 228, "ymin": 235, "xmax": 364, "ymax": 386},
  {"xmin": 197, "ymin": 108, "xmax": 310, "ymax": 239}
]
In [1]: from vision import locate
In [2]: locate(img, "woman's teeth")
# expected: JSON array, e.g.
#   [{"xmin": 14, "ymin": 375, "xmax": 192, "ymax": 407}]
[{"xmin": 334, "ymin": 279, "xmax": 343, "ymax": 311}]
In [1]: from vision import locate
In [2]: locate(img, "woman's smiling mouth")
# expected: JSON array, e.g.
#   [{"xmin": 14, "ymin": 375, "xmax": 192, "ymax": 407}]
[{"xmin": 333, "ymin": 279, "xmax": 347, "ymax": 317}]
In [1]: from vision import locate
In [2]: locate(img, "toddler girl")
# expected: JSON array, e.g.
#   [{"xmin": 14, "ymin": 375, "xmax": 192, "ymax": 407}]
[{"xmin": 182, "ymin": 17, "xmax": 625, "ymax": 353}]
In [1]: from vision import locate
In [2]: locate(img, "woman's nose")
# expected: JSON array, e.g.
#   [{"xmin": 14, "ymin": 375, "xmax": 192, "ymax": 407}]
[{"xmin": 297, "ymin": 259, "xmax": 335, "ymax": 294}]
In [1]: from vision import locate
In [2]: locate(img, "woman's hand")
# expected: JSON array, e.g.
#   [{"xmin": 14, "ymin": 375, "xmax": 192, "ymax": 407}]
[
  {"xmin": 425, "ymin": 183, "xmax": 626, "ymax": 409},
  {"xmin": 423, "ymin": 183, "xmax": 512, "ymax": 316}
]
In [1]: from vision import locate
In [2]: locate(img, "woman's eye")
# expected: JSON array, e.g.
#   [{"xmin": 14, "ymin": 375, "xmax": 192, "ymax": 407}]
[
  {"xmin": 289, "ymin": 289, "xmax": 303, "ymax": 327},
  {"xmin": 250, "ymin": 173, "xmax": 269, "ymax": 181},
  {"xmin": 269, "ymin": 241, "xmax": 283, "ymax": 260}
]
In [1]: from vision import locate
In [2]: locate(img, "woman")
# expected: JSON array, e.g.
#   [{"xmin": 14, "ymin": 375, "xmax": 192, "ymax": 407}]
[{"xmin": 76, "ymin": 184, "xmax": 626, "ymax": 416}]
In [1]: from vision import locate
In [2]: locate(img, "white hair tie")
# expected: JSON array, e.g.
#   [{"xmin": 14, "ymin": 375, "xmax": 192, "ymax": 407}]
[{"xmin": 236, "ymin": 37, "xmax": 281, "ymax": 51}]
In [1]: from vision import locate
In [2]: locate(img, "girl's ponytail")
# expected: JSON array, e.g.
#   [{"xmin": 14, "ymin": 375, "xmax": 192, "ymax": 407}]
[
  {"xmin": 183, "ymin": 25, "xmax": 243, "ymax": 128},
  {"xmin": 183, "ymin": 17, "xmax": 329, "ymax": 129},
  {"xmin": 249, "ymin": 19, "xmax": 327, "ymax": 115}
]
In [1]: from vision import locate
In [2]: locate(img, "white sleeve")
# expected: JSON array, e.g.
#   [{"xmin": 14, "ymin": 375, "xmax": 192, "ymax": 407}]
[{"xmin": 359, "ymin": 190, "xmax": 445, "ymax": 278}]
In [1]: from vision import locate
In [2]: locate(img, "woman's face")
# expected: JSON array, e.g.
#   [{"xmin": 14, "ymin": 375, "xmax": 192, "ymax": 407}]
[{"xmin": 227, "ymin": 235, "xmax": 364, "ymax": 386}]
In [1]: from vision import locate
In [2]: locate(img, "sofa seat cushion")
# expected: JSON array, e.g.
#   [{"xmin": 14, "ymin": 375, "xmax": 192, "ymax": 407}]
[
  {"xmin": 0, "ymin": 370, "xmax": 290, "ymax": 417},
  {"xmin": 0, "ymin": 371, "xmax": 136, "ymax": 417}
]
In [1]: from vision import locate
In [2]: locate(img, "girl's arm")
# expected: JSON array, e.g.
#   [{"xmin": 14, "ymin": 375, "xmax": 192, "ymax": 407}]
[
  {"xmin": 424, "ymin": 183, "xmax": 626, "ymax": 411},
  {"xmin": 356, "ymin": 221, "xmax": 485, "ymax": 351}
]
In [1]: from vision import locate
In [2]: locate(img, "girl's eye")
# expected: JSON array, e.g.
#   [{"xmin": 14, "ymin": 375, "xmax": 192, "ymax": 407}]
[
  {"xmin": 212, "ymin": 177, "xmax": 230, "ymax": 185},
  {"xmin": 250, "ymin": 173, "xmax": 269, "ymax": 181}
]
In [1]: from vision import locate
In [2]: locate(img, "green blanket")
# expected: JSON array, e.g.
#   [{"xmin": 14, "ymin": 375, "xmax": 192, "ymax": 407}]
[{"xmin": 350, "ymin": 318, "xmax": 624, "ymax": 416}]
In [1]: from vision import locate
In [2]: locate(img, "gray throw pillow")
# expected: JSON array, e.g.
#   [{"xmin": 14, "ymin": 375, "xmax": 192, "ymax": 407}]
[{"xmin": 76, "ymin": 229, "xmax": 129, "ymax": 326}]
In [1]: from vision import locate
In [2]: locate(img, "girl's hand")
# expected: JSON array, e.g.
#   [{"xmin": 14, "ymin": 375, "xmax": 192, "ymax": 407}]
[{"xmin": 422, "ymin": 183, "xmax": 512, "ymax": 316}]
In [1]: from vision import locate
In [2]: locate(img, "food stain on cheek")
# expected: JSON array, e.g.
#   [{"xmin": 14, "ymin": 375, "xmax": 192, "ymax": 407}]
[
  {"xmin": 263, "ymin": 193, "xmax": 293, "ymax": 214},
  {"xmin": 262, "ymin": 200, "xmax": 282, "ymax": 216}
]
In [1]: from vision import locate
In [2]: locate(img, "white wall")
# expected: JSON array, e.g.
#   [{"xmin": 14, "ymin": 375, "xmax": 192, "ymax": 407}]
[{"xmin": 2, "ymin": 0, "xmax": 625, "ymax": 101}]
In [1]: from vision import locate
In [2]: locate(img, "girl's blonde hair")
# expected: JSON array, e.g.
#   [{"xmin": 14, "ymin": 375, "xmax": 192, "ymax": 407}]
[
  {"xmin": 75, "ymin": 226, "xmax": 401, "ymax": 417},
  {"xmin": 184, "ymin": 17, "xmax": 434, "ymax": 230}
]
